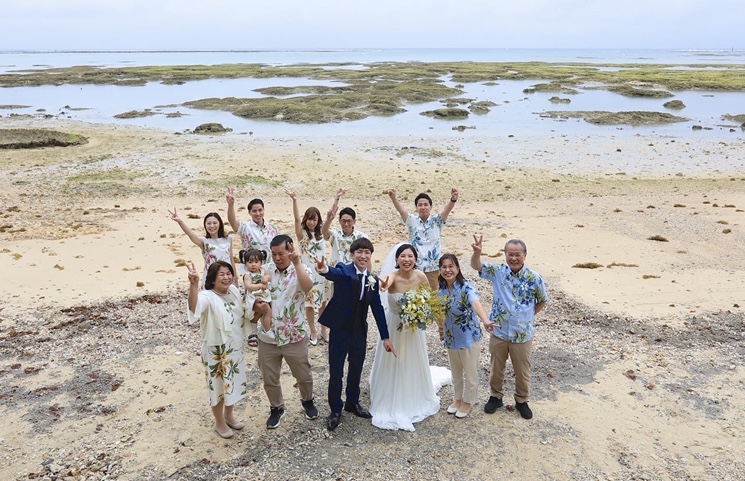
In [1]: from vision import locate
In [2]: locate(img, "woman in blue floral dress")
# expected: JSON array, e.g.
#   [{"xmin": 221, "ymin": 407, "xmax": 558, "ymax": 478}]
[{"xmin": 437, "ymin": 254, "xmax": 495, "ymax": 418}]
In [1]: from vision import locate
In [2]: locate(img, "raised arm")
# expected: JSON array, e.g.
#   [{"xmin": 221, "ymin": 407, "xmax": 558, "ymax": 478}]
[
  {"xmin": 323, "ymin": 188, "xmax": 346, "ymax": 240},
  {"xmin": 440, "ymin": 187, "xmax": 459, "ymax": 222},
  {"xmin": 187, "ymin": 261, "xmax": 200, "ymax": 314},
  {"xmin": 387, "ymin": 188, "xmax": 409, "ymax": 222},
  {"xmin": 470, "ymin": 233, "xmax": 483, "ymax": 272},
  {"xmin": 290, "ymin": 245, "xmax": 313, "ymax": 292},
  {"xmin": 169, "ymin": 207, "xmax": 204, "ymax": 249},
  {"xmin": 285, "ymin": 188, "xmax": 304, "ymax": 241},
  {"xmin": 226, "ymin": 186, "xmax": 240, "ymax": 232}
]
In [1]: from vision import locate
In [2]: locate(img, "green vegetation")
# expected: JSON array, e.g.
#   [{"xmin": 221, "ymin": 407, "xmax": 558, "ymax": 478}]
[
  {"xmin": 67, "ymin": 168, "xmax": 142, "ymax": 182},
  {"xmin": 3, "ymin": 61, "xmax": 744, "ymax": 125},
  {"xmin": 0, "ymin": 129, "xmax": 88, "ymax": 149},
  {"xmin": 196, "ymin": 174, "xmax": 283, "ymax": 189},
  {"xmin": 185, "ymin": 81, "xmax": 460, "ymax": 123},
  {"xmin": 540, "ymin": 111, "xmax": 688, "ymax": 126},
  {"xmin": 602, "ymin": 85, "xmax": 673, "ymax": 98},
  {"xmin": 523, "ymin": 82, "xmax": 579, "ymax": 94}
]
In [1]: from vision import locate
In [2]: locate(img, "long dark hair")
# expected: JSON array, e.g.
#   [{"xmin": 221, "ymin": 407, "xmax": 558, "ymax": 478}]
[
  {"xmin": 203, "ymin": 212, "xmax": 226, "ymax": 239},
  {"xmin": 394, "ymin": 243, "xmax": 417, "ymax": 268},
  {"xmin": 438, "ymin": 253, "xmax": 465, "ymax": 289},
  {"xmin": 302, "ymin": 206, "xmax": 323, "ymax": 240},
  {"xmin": 205, "ymin": 260, "xmax": 234, "ymax": 290}
]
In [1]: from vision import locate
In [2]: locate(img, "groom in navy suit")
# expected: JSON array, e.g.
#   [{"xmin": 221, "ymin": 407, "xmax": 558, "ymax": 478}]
[{"xmin": 317, "ymin": 237, "xmax": 396, "ymax": 431}]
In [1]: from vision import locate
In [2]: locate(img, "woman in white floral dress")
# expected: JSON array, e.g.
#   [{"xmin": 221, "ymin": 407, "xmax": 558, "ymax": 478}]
[
  {"xmin": 286, "ymin": 189, "xmax": 327, "ymax": 345},
  {"xmin": 170, "ymin": 208, "xmax": 236, "ymax": 288},
  {"xmin": 187, "ymin": 260, "xmax": 247, "ymax": 439}
]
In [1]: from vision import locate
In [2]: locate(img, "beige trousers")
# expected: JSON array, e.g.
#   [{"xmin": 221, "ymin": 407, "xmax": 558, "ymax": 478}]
[
  {"xmin": 257, "ymin": 336, "xmax": 314, "ymax": 409},
  {"xmin": 488, "ymin": 336, "xmax": 532, "ymax": 403},
  {"xmin": 447, "ymin": 342, "xmax": 480, "ymax": 405}
]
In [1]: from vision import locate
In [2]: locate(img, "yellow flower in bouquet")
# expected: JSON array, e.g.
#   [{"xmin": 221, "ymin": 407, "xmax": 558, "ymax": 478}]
[{"xmin": 397, "ymin": 285, "xmax": 445, "ymax": 332}]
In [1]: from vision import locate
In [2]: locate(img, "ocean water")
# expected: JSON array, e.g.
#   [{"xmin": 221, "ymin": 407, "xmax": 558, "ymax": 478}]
[{"xmin": 1, "ymin": 48, "xmax": 744, "ymax": 139}]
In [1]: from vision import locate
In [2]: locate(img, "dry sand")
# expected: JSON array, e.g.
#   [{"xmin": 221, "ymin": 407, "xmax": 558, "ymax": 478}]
[{"xmin": 0, "ymin": 118, "xmax": 743, "ymax": 480}]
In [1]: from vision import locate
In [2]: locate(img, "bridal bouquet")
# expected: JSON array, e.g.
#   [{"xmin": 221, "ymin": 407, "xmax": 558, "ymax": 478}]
[{"xmin": 397, "ymin": 285, "xmax": 445, "ymax": 332}]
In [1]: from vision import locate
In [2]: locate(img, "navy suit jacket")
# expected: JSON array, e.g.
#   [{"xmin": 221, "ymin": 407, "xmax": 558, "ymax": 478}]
[{"xmin": 318, "ymin": 262, "xmax": 390, "ymax": 340}]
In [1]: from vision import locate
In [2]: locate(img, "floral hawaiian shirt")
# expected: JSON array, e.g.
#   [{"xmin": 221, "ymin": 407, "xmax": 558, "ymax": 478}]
[
  {"xmin": 265, "ymin": 261, "xmax": 310, "ymax": 346},
  {"xmin": 328, "ymin": 229, "xmax": 367, "ymax": 265},
  {"xmin": 405, "ymin": 213, "xmax": 444, "ymax": 272},
  {"xmin": 480, "ymin": 262, "xmax": 548, "ymax": 343},
  {"xmin": 438, "ymin": 281, "xmax": 482, "ymax": 350},
  {"xmin": 238, "ymin": 220, "xmax": 277, "ymax": 261}
]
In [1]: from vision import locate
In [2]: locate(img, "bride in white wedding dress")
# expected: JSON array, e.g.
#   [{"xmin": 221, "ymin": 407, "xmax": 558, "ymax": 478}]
[{"xmin": 369, "ymin": 243, "xmax": 450, "ymax": 431}]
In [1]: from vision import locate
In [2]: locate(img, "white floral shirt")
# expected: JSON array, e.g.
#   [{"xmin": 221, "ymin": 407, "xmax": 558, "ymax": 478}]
[
  {"xmin": 200, "ymin": 235, "xmax": 232, "ymax": 284},
  {"xmin": 328, "ymin": 229, "xmax": 367, "ymax": 265},
  {"xmin": 405, "ymin": 213, "xmax": 444, "ymax": 272},
  {"xmin": 265, "ymin": 262, "xmax": 311, "ymax": 346},
  {"xmin": 238, "ymin": 220, "xmax": 277, "ymax": 262}
]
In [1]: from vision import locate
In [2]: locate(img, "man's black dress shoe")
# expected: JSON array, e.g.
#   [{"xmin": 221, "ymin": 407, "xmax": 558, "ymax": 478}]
[
  {"xmin": 327, "ymin": 412, "xmax": 342, "ymax": 431},
  {"xmin": 344, "ymin": 402, "xmax": 372, "ymax": 419}
]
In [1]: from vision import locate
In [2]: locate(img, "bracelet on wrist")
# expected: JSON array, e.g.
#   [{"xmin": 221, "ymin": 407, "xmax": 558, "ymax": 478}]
[{"xmin": 450, "ymin": 198, "xmax": 457, "ymax": 203}]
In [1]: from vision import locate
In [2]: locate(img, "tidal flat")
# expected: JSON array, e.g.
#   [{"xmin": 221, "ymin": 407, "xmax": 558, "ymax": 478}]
[{"xmin": 2, "ymin": 62, "xmax": 745, "ymax": 127}]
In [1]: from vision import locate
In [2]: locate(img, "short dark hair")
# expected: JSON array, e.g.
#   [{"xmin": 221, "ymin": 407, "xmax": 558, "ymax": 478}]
[
  {"xmin": 270, "ymin": 234, "xmax": 293, "ymax": 249},
  {"xmin": 205, "ymin": 260, "xmax": 234, "ymax": 290},
  {"xmin": 414, "ymin": 193, "xmax": 432, "ymax": 207},
  {"xmin": 247, "ymin": 198, "xmax": 264, "ymax": 211},
  {"xmin": 438, "ymin": 253, "xmax": 465, "ymax": 289},
  {"xmin": 349, "ymin": 237, "xmax": 374, "ymax": 254},
  {"xmin": 339, "ymin": 207, "xmax": 356, "ymax": 220}
]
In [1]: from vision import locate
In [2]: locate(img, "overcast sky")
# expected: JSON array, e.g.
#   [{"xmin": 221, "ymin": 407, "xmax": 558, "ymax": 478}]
[{"xmin": 2, "ymin": 0, "xmax": 742, "ymax": 50}]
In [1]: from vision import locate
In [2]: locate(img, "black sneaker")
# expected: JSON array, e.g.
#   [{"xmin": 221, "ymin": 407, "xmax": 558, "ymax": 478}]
[
  {"xmin": 484, "ymin": 396, "xmax": 504, "ymax": 414},
  {"xmin": 515, "ymin": 401, "xmax": 533, "ymax": 419},
  {"xmin": 301, "ymin": 399, "xmax": 318, "ymax": 420},
  {"xmin": 266, "ymin": 407, "xmax": 285, "ymax": 429}
]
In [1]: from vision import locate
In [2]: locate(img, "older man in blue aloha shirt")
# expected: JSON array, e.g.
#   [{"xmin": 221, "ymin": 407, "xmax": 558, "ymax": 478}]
[{"xmin": 471, "ymin": 235, "xmax": 548, "ymax": 420}]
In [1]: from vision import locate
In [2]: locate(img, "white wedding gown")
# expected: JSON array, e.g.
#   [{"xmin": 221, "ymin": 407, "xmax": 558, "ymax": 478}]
[{"xmin": 369, "ymin": 291, "xmax": 450, "ymax": 431}]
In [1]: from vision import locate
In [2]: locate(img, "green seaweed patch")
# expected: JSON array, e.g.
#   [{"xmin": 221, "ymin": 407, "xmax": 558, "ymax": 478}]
[
  {"xmin": 253, "ymin": 85, "xmax": 353, "ymax": 96},
  {"xmin": 549, "ymin": 96, "xmax": 571, "ymax": 104},
  {"xmin": 0, "ymin": 104, "xmax": 31, "ymax": 109},
  {"xmin": 114, "ymin": 109, "xmax": 157, "ymax": 119},
  {"xmin": 0, "ymin": 129, "xmax": 88, "ymax": 149},
  {"xmin": 469, "ymin": 100, "xmax": 496, "ymax": 114},
  {"xmin": 420, "ymin": 108, "xmax": 470, "ymax": 119},
  {"xmin": 68, "ymin": 168, "xmax": 142, "ymax": 183},
  {"xmin": 3, "ymin": 62, "xmax": 745, "ymax": 92},
  {"xmin": 602, "ymin": 85, "xmax": 674, "ymax": 98},
  {"xmin": 197, "ymin": 174, "xmax": 282, "ymax": 189},
  {"xmin": 663, "ymin": 100, "xmax": 686, "ymax": 109},
  {"xmin": 540, "ymin": 110, "xmax": 688, "ymax": 126},
  {"xmin": 184, "ymin": 81, "xmax": 457, "ymax": 123},
  {"xmin": 523, "ymin": 82, "xmax": 579, "ymax": 95},
  {"xmin": 722, "ymin": 113, "xmax": 745, "ymax": 123}
]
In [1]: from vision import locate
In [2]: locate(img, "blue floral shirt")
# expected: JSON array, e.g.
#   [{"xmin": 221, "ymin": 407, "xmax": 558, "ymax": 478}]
[
  {"xmin": 405, "ymin": 213, "xmax": 444, "ymax": 272},
  {"xmin": 480, "ymin": 263, "xmax": 548, "ymax": 343},
  {"xmin": 438, "ymin": 281, "xmax": 482, "ymax": 350}
]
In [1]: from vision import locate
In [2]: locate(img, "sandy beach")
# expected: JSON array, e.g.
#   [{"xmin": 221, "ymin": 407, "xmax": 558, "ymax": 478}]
[{"xmin": 1, "ymin": 117, "xmax": 744, "ymax": 480}]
